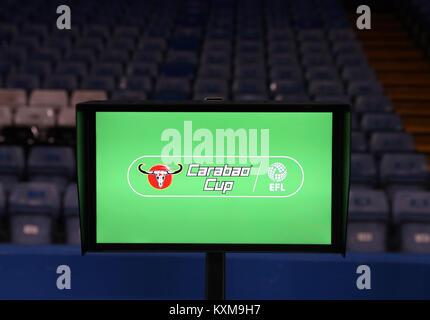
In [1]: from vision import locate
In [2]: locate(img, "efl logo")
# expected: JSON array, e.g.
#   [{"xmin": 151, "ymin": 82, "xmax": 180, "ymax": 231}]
[
  {"xmin": 268, "ymin": 162, "xmax": 287, "ymax": 192},
  {"xmin": 138, "ymin": 163, "xmax": 183, "ymax": 189}
]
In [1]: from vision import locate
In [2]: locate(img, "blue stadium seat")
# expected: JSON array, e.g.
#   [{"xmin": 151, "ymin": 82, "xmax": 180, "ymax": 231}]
[
  {"xmin": 32, "ymin": 47, "xmax": 62, "ymax": 64},
  {"xmin": 350, "ymin": 153, "xmax": 377, "ymax": 185},
  {"xmin": 81, "ymin": 76, "xmax": 116, "ymax": 90},
  {"xmin": 194, "ymin": 78, "xmax": 229, "ymax": 99},
  {"xmin": 6, "ymin": 74, "xmax": 40, "ymax": 90},
  {"xmin": 44, "ymin": 75, "xmax": 78, "ymax": 91},
  {"xmin": 399, "ymin": 223, "xmax": 430, "ymax": 254},
  {"xmin": 108, "ymin": 38, "xmax": 136, "ymax": 51},
  {"xmin": 161, "ymin": 62, "xmax": 196, "ymax": 78},
  {"xmin": 64, "ymin": 183, "xmax": 80, "ymax": 244},
  {"xmin": 336, "ymin": 53, "xmax": 368, "ymax": 68},
  {"xmin": 233, "ymin": 78, "xmax": 267, "ymax": 100},
  {"xmin": 153, "ymin": 77, "xmax": 191, "ymax": 100},
  {"xmin": 347, "ymin": 222, "xmax": 387, "ymax": 252},
  {"xmin": 297, "ymin": 29, "xmax": 325, "ymax": 42},
  {"xmin": 355, "ymin": 94, "xmax": 393, "ymax": 113},
  {"xmin": 92, "ymin": 63, "xmax": 123, "ymax": 78},
  {"xmin": 328, "ymin": 28, "xmax": 355, "ymax": 42},
  {"xmin": 270, "ymin": 66, "xmax": 302, "ymax": 81},
  {"xmin": 20, "ymin": 61, "xmax": 52, "ymax": 79},
  {"xmin": 370, "ymin": 132, "xmax": 415, "ymax": 154},
  {"xmin": 75, "ymin": 37, "xmax": 104, "ymax": 53},
  {"xmin": 12, "ymin": 36, "xmax": 40, "ymax": 51},
  {"xmin": 128, "ymin": 62, "xmax": 158, "ymax": 78},
  {"xmin": 123, "ymin": 76, "xmax": 152, "ymax": 92},
  {"xmin": 67, "ymin": 49, "xmax": 95, "ymax": 66},
  {"xmin": 341, "ymin": 66, "xmax": 376, "ymax": 82},
  {"xmin": 84, "ymin": 24, "xmax": 110, "ymax": 38},
  {"xmin": 380, "ymin": 154, "xmax": 429, "ymax": 185},
  {"xmin": 347, "ymin": 80, "xmax": 383, "ymax": 96},
  {"xmin": 274, "ymin": 93, "xmax": 310, "ymax": 102},
  {"xmin": 112, "ymin": 90, "xmax": 147, "ymax": 100},
  {"xmin": 299, "ymin": 41, "xmax": 330, "ymax": 55},
  {"xmin": 305, "ymin": 66, "xmax": 339, "ymax": 81},
  {"xmin": 28, "ymin": 146, "xmax": 75, "ymax": 178},
  {"xmin": 56, "ymin": 62, "xmax": 87, "ymax": 77},
  {"xmin": 302, "ymin": 53, "xmax": 333, "ymax": 68},
  {"xmin": 361, "ymin": 113, "xmax": 403, "ymax": 132},
  {"xmin": 114, "ymin": 26, "xmax": 139, "ymax": 39},
  {"xmin": 268, "ymin": 41, "xmax": 296, "ymax": 54},
  {"xmin": 333, "ymin": 41, "xmax": 363, "ymax": 56},
  {"xmin": 270, "ymin": 79, "xmax": 305, "ymax": 96},
  {"xmin": 133, "ymin": 49, "xmax": 163, "ymax": 64},
  {"xmin": 100, "ymin": 50, "xmax": 129, "ymax": 64},
  {"xmin": 351, "ymin": 113, "xmax": 359, "ymax": 130},
  {"xmin": 393, "ymin": 191, "xmax": 430, "ymax": 253},
  {"xmin": 235, "ymin": 64, "xmax": 266, "ymax": 78},
  {"xmin": 0, "ymin": 46, "xmax": 26, "ymax": 65},
  {"xmin": 351, "ymin": 132, "xmax": 367, "ymax": 152},
  {"xmin": 308, "ymin": 80, "xmax": 344, "ymax": 96},
  {"xmin": 349, "ymin": 189, "xmax": 390, "ymax": 220},
  {"xmin": 313, "ymin": 94, "xmax": 350, "ymax": 103},
  {"xmin": 267, "ymin": 53, "xmax": 298, "ymax": 67},
  {"xmin": 9, "ymin": 182, "xmax": 60, "ymax": 244},
  {"xmin": 198, "ymin": 64, "xmax": 230, "ymax": 79}
]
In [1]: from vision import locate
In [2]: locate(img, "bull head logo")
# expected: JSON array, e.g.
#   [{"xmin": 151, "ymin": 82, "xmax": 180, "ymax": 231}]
[{"xmin": 138, "ymin": 163, "xmax": 183, "ymax": 189}]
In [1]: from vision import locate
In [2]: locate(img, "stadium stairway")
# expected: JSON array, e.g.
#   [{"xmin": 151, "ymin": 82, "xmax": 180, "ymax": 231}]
[{"xmin": 354, "ymin": 12, "xmax": 430, "ymax": 165}]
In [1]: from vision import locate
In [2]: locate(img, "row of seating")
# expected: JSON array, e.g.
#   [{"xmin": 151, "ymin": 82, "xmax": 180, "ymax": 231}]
[
  {"xmin": 0, "ymin": 182, "xmax": 79, "ymax": 244},
  {"xmin": 348, "ymin": 188, "xmax": 430, "ymax": 253}
]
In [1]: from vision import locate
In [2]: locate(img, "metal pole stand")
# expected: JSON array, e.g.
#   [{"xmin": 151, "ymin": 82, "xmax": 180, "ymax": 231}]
[{"xmin": 205, "ymin": 251, "xmax": 225, "ymax": 300}]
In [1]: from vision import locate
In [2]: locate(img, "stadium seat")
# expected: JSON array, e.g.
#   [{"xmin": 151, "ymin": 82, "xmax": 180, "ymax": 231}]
[
  {"xmin": 270, "ymin": 79, "xmax": 305, "ymax": 96},
  {"xmin": 64, "ymin": 183, "xmax": 80, "ymax": 244},
  {"xmin": 351, "ymin": 131, "xmax": 367, "ymax": 152},
  {"xmin": 305, "ymin": 66, "xmax": 339, "ymax": 81},
  {"xmin": 198, "ymin": 64, "xmax": 231, "ymax": 79},
  {"xmin": 233, "ymin": 78, "xmax": 267, "ymax": 101},
  {"xmin": 112, "ymin": 90, "xmax": 147, "ymax": 100},
  {"xmin": 270, "ymin": 66, "xmax": 303, "ymax": 81},
  {"xmin": 194, "ymin": 78, "xmax": 229, "ymax": 99},
  {"xmin": 380, "ymin": 154, "xmax": 429, "ymax": 185},
  {"xmin": 70, "ymin": 90, "xmax": 107, "ymax": 107},
  {"xmin": 0, "ymin": 106, "xmax": 13, "ymax": 127},
  {"xmin": 347, "ymin": 80, "xmax": 383, "ymax": 96},
  {"xmin": 14, "ymin": 107, "xmax": 55, "ymax": 128},
  {"xmin": 92, "ymin": 63, "xmax": 123, "ymax": 78},
  {"xmin": 122, "ymin": 76, "xmax": 152, "ymax": 92},
  {"xmin": 0, "ymin": 146, "xmax": 25, "ymax": 192},
  {"xmin": 44, "ymin": 75, "xmax": 78, "ymax": 91},
  {"xmin": 20, "ymin": 61, "xmax": 52, "ymax": 79},
  {"xmin": 0, "ymin": 89, "xmax": 27, "ymax": 107},
  {"xmin": 355, "ymin": 95, "xmax": 394, "ymax": 113},
  {"xmin": 128, "ymin": 62, "xmax": 158, "ymax": 78},
  {"xmin": 370, "ymin": 132, "xmax": 415, "ymax": 154},
  {"xmin": 8, "ymin": 182, "xmax": 60, "ymax": 244},
  {"xmin": 349, "ymin": 189, "xmax": 390, "ymax": 220},
  {"xmin": 153, "ymin": 77, "xmax": 191, "ymax": 100},
  {"xmin": 56, "ymin": 62, "xmax": 88, "ymax": 77},
  {"xmin": 6, "ymin": 74, "xmax": 40, "ymax": 90},
  {"xmin": 81, "ymin": 76, "xmax": 116, "ymax": 91},
  {"xmin": 341, "ymin": 66, "xmax": 376, "ymax": 82},
  {"xmin": 308, "ymin": 80, "xmax": 344, "ymax": 96},
  {"xmin": 28, "ymin": 146, "xmax": 75, "ymax": 178},
  {"xmin": 361, "ymin": 113, "xmax": 403, "ymax": 132},
  {"xmin": 350, "ymin": 153, "xmax": 378, "ymax": 185},
  {"xmin": 100, "ymin": 50, "xmax": 130, "ymax": 63},
  {"xmin": 347, "ymin": 222, "xmax": 387, "ymax": 252},
  {"xmin": 29, "ymin": 89, "xmax": 68, "ymax": 109},
  {"xmin": 393, "ymin": 191, "xmax": 430, "ymax": 253}
]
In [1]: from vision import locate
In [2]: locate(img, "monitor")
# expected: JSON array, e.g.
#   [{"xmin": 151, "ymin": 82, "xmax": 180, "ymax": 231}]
[{"xmin": 77, "ymin": 101, "xmax": 350, "ymax": 254}]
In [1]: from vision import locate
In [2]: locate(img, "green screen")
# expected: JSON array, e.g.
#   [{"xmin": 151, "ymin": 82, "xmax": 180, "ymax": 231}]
[{"xmin": 96, "ymin": 111, "xmax": 333, "ymax": 245}]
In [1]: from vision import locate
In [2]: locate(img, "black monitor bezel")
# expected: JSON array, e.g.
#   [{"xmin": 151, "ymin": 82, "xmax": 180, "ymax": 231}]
[{"xmin": 77, "ymin": 101, "xmax": 350, "ymax": 254}]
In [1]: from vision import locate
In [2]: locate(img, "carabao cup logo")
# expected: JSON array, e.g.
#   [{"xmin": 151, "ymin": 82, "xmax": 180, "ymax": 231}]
[{"xmin": 138, "ymin": 163, "xmax": 183, "ymax": 189}]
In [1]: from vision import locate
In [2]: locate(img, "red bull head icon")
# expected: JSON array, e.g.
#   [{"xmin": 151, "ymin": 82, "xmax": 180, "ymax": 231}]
[{"xmin": 138, "ymin": 163, "xmax": 183, "ymax": 189}]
